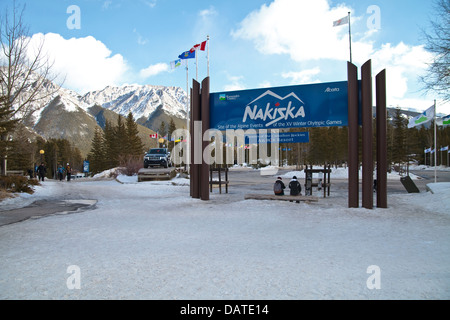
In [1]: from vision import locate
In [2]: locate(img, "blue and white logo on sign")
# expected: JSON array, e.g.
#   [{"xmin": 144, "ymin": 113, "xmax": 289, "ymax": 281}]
[{"xmin": 243, "ymin": 90, "xmax": 306, "ymax": 127}]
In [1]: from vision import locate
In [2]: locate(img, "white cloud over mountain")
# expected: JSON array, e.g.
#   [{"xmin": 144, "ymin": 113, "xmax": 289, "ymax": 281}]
[{"xmin": 28, "ymin": 33, "xmax": 129, "ymax": 94}]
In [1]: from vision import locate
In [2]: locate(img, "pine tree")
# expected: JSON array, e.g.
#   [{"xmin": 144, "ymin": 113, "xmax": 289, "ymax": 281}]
[
  {"xmin": 88, "ymin": 127, "xmax": 106, "ymax": 174},
  {"xmin": 168, "ymin": 118, "xmax": 176, "ymax": 140},
  {"xmin": 103, "ymin": 120, "xmax": 119, "ymax": 168},
  {"xmin": 125, "ymin": 112, "xmax": 144, "ymax": 158},
  {"xmin": 0, "ymin": 96, "xmax": 19, "ymax": 175},
  {"xmin": 6, "ymin": 124, "xmax": 33, "ymax": 172},
  {"xmin": 159, "ymin": 121, "xmax": 167, "ymax": 137},
  {"xmin": 115, "ymin": 115, "xmax": 127, "ymax": 159},
  {"xmin": 392, "ymin": 108, "xmax": 408, "ymax": 166},
  {"xmin": 167, "ymin": 118, "xmax": 177, "ymax": 150}
]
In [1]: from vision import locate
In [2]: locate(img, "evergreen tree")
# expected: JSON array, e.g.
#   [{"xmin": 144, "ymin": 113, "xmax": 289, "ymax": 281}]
[
  {"xmin": 125, "ymin": 112, "xmax": 144, "ymax": 158},
  {"xmin": 88, "ymin": 127, "xmax": 106, "ymax": 174},
  {"xmin": 168, "ymin": 118, "xmax": 176, "ymax": 140},
  {"xmin": 392, "ymin": 108, "xmax": 408, "ymax": 165},
  {"xmin": 0, "ymin": 96, "xmax": 19, "ymax": 175},
  {"xmin": 158, "ymin": 121, "xmax": 167, "ymax": 147},
  {"xmin": 115, "ymin": 115, "xmax": 127, "ymax": 159},
  {"xmin": 103, "ymin": 120, "xmax": 119, "ymax": 168},
  {"xmin": 167, "ymin": 118, "xmax": 177, "ymax": 150},
  {"xmin": 6, "ymin": 124, "xmax": 33, "ymax": 172},
  {"xmin": 159, "ymin": 121, "xmax": 167, "ymax": 137}
]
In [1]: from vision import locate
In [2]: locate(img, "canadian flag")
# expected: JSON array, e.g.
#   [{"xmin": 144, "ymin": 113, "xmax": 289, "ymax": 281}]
[
  {"xmin": 149, "ymin": 133, "xmax": 158, "ymax": 138},
  {"xmin": 190, "ymin": 40, "xmax": 207, "ymax": 53}
]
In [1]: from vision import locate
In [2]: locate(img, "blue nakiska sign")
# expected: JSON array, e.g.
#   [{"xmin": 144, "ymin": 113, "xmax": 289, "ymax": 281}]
[{"xmin": 210, "ymin": 81, "xmax": 349, "ymax": 130}]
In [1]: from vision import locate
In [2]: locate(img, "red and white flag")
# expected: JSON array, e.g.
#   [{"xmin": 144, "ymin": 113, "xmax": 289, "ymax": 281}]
[
  {"xmin": 190, "ymin": 40, "xmax": 207, "ymax": 53},
  {"xmin": 333, "ymin": 15, "xmax": 349, "ymax": 27},
  {"xmin": 149, "ymin": 133, "xmax": 158, "ymax": 138}
]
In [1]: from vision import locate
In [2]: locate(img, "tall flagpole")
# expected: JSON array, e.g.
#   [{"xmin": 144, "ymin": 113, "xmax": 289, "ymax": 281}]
[
  {"xmin": 348, "ymin": 12, "xmax": 352, "ymax": 63},
  {"xmin": 434, "ymin": 99, "xmax": 437, "ymax": 183},
  {"xmin": 207, "ymin": 35, "xmax": 210, "ymax": 77},
  {"xmin": 186, "ymin": 58, "xmax": 190, "ymax": 173},
  {"xmin": 186, "ymin": 59, "xmax": 189, "ymax": 131},
  {"xmin": 195, "ymin": 50, "xmax": 198, "ymax": 81}
]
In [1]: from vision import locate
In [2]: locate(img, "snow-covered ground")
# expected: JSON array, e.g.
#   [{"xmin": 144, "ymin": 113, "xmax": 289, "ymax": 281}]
[{"xmin": 0, "ymin": 166, "xmax": 449, "ymax": 300}]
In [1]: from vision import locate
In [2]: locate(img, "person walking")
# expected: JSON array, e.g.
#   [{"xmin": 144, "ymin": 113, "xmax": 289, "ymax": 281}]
[
  {"xmin": 57, "ymin": 164, "xmax": 65, "ymax": 181},
  {"xmin": 37, "ymin": 162, "xmax": 47, "ymax": 182},
  {"xmin": 66, "ymin": 163, "xmax": 72, "ymax": 182}
]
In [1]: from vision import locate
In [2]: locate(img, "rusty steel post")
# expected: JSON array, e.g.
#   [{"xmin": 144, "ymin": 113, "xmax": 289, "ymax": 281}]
[
  {"xmin": 361, "ymin": 60, "xmax": 373, "ymax": 209},
  {"xmin": 191, "ymin": 80, "xmax": 201, "ymax": 199},
  {"xmin": 347, "ymin": 62, "xmax": 359, "ymax": 208},
  {"xmin": 200, "ymin": 77, "xmax": 210, "ymax": 201},
  {"xmin": 376, "ymin": 69, "xmax": 388, "ymax": 208},
  {"xmin": 190, "ymin": 87, "xmax": 193, "ymax": 198}
]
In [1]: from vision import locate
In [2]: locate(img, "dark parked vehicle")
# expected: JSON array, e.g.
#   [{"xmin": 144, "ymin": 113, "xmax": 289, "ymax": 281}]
[{"xmin": 143, "ymin": 148, "xmax": 172, "ymax": 168}]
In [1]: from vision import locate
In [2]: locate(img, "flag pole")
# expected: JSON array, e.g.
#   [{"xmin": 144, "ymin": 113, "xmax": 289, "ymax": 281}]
[
  {"xmin": 186, "ymin": 59, "xmax": 189, "ymax": 132},
  {"xmin": 186, "ymin": 58, "xmax": 190, "ymax": 174},
  {"xmin": 195, "ymin": 49, "xmax": 198, "ymax": 81},
  {"xmin": 434, "ymin": 99, "xmax": 437, "ymax": 183},
  {"xmin": 207, "ymin": 35, "xmax": 210, "ymax": 78},
  {"xmin": 348, "ymin": 12, "xmax": 352, "ymax": 63}
]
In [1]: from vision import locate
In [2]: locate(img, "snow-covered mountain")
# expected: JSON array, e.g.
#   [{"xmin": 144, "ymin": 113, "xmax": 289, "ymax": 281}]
[{"xmin": 82, "ymin": 84, "xmax": 188, "ymax": 121}]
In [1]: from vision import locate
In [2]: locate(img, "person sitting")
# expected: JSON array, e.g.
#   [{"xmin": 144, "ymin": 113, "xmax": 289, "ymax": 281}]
[
  {"xmin": 273, "ymin": 177, "xmax": 286, "ymax": 196},
  {"xmin": 289, "ymin": 176, "xmax": 302, "ymax": 203}
]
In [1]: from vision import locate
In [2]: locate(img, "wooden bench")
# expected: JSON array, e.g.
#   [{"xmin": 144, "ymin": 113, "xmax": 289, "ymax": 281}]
[{"xmin": 244, "ymin": 194, "xmax": 319, "ymax": 203}]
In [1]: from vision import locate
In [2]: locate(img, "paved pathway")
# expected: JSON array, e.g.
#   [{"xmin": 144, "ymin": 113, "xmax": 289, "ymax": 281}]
[{"xmin": 0, "ymin": 199, "xmax": 97, "ymax": 227}]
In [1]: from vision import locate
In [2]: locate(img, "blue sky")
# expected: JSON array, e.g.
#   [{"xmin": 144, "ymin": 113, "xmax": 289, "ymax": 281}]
[{"xmin": 2, "ymin": 0, "xmax": 448, "ymax": 113}]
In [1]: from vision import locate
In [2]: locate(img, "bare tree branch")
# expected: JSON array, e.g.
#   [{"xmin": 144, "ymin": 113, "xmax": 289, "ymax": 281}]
[
  {"xmin": 420, "ymin": 0, "xmax": 450, "ymax": 101},
  {"xmin": 0, "ymin": 1, "xmax": 62, "ymax": 121}
]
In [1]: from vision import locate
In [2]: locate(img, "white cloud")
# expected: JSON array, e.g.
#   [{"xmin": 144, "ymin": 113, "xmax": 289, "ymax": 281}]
[
  {"xmin": 232, "ymin": 0, "xmax": 357, "ymax": 62},
  {"xmin": 282, "ymin": 67, "xmax": 321, "ymax": 84},
  {"xmin": 140, "ymin": 0, "xmax": 157, "ymax": 9},
  {"xmin": 102, "ymin": 1, "xmax": 112, "ymax": 10},
  {"xmin": 369, "ymin": 42, "xmax": 433, "ymax": 109},
  {"xmin": 223, "ymin": 75, "xmax": 246, "ymax": 91},
  {"xmin": 258, "ymin": 81, "xmax": 272, "ymax": 88},
  {"xmin": 199, "ymin": 6, "xmax": 218, "ymax": 19},
  {"xmin": 139, "ymin": 63, "xmax": 169, "ymax": 79},
  {"xmin": 28, "ymin": 33, "xmax": 129, "ymax": 94},
  {"xmin": 133, "ymin": 29, "xmax": 148, "ymax": 46}
]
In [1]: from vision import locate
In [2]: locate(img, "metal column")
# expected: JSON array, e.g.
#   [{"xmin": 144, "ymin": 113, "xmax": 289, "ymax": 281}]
[
  {"xmin": 376, "ymin": 70, "xmax": 387, "ymax": 208},
  {"xmin": 347, "ymin": 62, "xmax": 359, "ymax": 208},
  {"xmin": 361, "ymin": 60, "xmax": 373, "ymax": 209},
  {"xmin": 200, "ymin": 77, "xmax": 210, "ymax": 201}
]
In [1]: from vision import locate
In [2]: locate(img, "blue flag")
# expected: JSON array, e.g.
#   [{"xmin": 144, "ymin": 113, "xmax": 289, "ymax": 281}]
[{"xmin": 178, "ymin": 50, "xmax": 195, "ymax": 59}]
